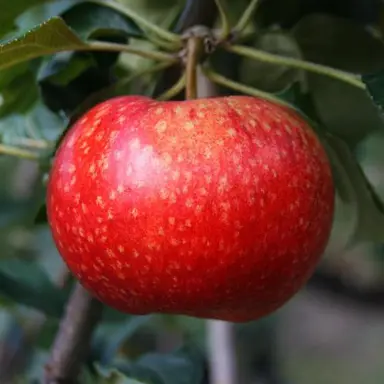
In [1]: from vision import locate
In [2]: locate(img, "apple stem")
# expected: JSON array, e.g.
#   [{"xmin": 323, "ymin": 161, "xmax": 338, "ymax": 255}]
[
  {"xmin": 225, "ymin": 44, "xmax": 366, "ymax": 90},
  {"xmin": 185, "ymin": 36, "xmax": 205, "ymax": 99},
  {"xmin": 90, "ymin": 0, "xmax": 182, "ymax": 48},
  {"xmin": 233, "ymin": 0, "xmax": 262, "ymax": 35},
  {"xmin": 214, "ymin": 0, "xmax": 231, "ymax": 39}
]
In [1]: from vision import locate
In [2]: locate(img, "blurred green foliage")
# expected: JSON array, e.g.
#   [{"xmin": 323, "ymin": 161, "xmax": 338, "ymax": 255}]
[{"xmin": 0, "ymin": 0, "xmax": 383, "ymax": 383}]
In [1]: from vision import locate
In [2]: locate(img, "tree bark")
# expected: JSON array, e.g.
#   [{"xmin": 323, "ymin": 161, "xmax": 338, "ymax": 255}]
[{"xmin": 44, "ymin": 283, "xmax": 103, "ymax": 384}]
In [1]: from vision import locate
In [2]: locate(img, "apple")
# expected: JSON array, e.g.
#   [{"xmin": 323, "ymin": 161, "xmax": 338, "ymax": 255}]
[{"xmin": 47, "ymin": 95, "xmax": 334, "ymax": 322}]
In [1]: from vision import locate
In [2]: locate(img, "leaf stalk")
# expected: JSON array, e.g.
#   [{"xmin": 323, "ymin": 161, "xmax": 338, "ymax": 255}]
[
  {"xmin": 233, "ymin": 0, "xmax": 261, "ymax": 34},
  {"xmin": 202, "ymin": 66, "xmax": 292, "ymax": 107},
  {"xmin": 214, "ymin": 0, "xmax": 231, "ymax": 39},
  {"xmin": 87, "ymin": 40, "xmax": 177, "ymax": 62},
  {"xmin": 225, "ymin": 44, "xmax": 366, "ymax": 89},
  {"xmin": 0, "ymin": 144, "xmax": 41, "ymax": 160}
]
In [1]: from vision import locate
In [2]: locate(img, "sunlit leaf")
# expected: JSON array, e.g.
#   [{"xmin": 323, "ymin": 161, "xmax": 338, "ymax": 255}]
[{"xmin": 0, "ymin": 17, "xmax": 86, "ymax": 70}]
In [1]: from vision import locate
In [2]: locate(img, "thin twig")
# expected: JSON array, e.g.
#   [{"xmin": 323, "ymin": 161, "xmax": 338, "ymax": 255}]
[
  {"xmin": 13, "ymin": 137, "xmax": 52, "ymax": 149},
  {"xmin": 202, "ymin": 66, "xmax": 292, "ymax": 107},
  {"xmin": 185, "ymin": 37, "xmax": 204, "ymax": 99},
  {"xmin": 44, "ymin": 283, "xmax": 103, "ymax": 384},
  {"xmin": 214, "ymin": 0, "xmax": 231, "ymax": 39},
  {"xmin": 0, "ymin": 42, "xmax": 178, "ymax": 72},
  {"xmin": 55, "ymin": 267, "xmax": 72, "ymax": 290},
  {"xmin": 233, "ymin": 0, "xmax": 261, "ymax": 34},
  {"xmin": 226, "ymin": 44, "xmax": 366, "ymax": 89},
  {"xmin": 87, "ymin": 41, "xmax": 177, "ymax": 62},
  {"xmin": 0, "ymin": 144, "xmax": 41, "ymax": 160}
]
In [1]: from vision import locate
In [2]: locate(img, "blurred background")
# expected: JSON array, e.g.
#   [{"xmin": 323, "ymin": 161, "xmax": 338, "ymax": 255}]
[{"xmin": 0, "ymin": 0, "xmax": 384, "ymax": 383}]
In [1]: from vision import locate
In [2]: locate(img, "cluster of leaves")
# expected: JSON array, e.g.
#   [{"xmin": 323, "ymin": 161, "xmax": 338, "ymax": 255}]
[{"xmin": 1, "ymin": 0, "xmax": 384, "ymax": 382}]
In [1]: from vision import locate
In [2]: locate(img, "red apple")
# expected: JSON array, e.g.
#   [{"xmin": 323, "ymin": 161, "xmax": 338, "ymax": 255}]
[{"xmin": 47, "ymin": 95, "xmax": 334, "ymax": 322}]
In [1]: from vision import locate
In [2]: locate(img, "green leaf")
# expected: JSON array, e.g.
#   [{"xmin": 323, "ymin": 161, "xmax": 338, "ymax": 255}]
[
  {"xmin": 292, "ymin": 13, "xmax": 384, "ymax": 73},
  {"xmin": 362, "ymin": 69, "xmax": 384, "ymax": 117},
  {"xmin": 37, "ymin": 51, "xmax": 96, "ymax": 86},
  {"xmin": 117, "ymin": 0, "xmax": 184, "ymax": 32},
  {"xmin": 15, "ymin": 0, "xmax": 82, "ymax": 29},
  {"xmin": 0, "ymin": 0, "xmax": 51, "ymax": 38},
  {"xmin": 61, "ymin": 1, "xmax": 143, "ymax": 40},
  {"xmin": 101, "ymin": 307, "xmax": 137, "ymax": 322},
  {"xmin": 95, "ymin": 315, "xmax": 153, "ymax": 365},
  {"xmin": 32, "ymin": 2, "xmax": 143, "ymax": 115},
  {"xmin": 0, "ymin": 62, "xmax": 30, "ymax": 88},
  {"xmin": 357, "ymin": 130, "xmax": 384, "ymax": 200},
  {"xmin": 239, "ymin": 30, "xmax": 303, "ymax": 93},
  {"xmin": 307, "ymin": 75, "xmax": 383, "ymax": 147},
  {"xmin": 0, "ymin": 66, "xmax": 39, "ymax": 118},
  {"xmin": 158, "ymin": 315, "xmax": 206, "ymax": 351},
  {"xmin": 0, "ymin": 258, "xmax": 69, "ymax": 317},
  {"xmin": 291, "ymin": 14, "xmax": 384, "ymax": 147},
  {"xmin": 95, "ymin": 366, "xmax": 145, "ymax": 384},
  {"xmin": 0, "ymin": 101, "xmax": 64, "ymax": 147},
  {"xmin": 35, "ymin": 318, "xmax": 60, "ymax": 349},
  {"xmin": 0, "ymin": 17, "xmax": 86, "ymax": 70},
  {"xmin": 117, "ymin": 345, "xmax": 206, "ymax": 384},
  {"xmin": 16, "ymin": 0, "xmax": 143, "ymax": 39},
  {"xmin": 37, "ymin": 50, "xmax": 118, "ymax": 114},
  {"xmin": 323, "ymin": 133, "xmax": 384, "ymax": 243},
  {"xmin": 34, "ymin": 203, "xmax": 48, "ymax": 225},
  {"xmin": 0, "ymin": 199, "xmax": 44, "ymax": 229}
]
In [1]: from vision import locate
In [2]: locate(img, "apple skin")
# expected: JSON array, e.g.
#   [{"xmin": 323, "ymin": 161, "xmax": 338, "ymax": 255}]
[{"xmin": 47, "ymin": 95, "xmax": 334, "ymax": 322}]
